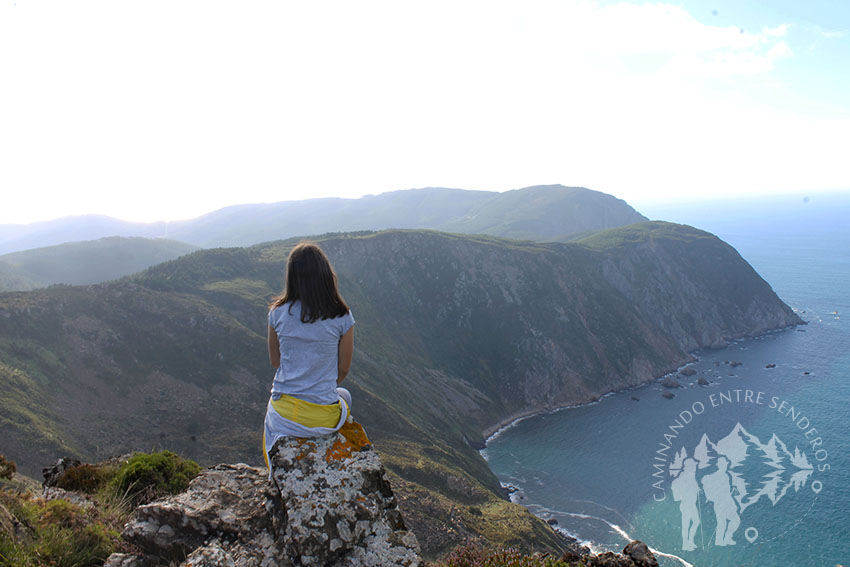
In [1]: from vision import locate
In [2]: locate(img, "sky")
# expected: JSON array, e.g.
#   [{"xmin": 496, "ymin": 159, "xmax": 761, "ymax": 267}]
[{"xmin": 1, "ymin": 0, "xmax": 849, "ymax": 224}]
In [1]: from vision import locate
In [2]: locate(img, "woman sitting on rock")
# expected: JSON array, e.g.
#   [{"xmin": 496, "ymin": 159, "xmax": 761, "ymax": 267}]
[{"xmin": 263, "ymin": 241, "xmax": 355, "ymax": 470}]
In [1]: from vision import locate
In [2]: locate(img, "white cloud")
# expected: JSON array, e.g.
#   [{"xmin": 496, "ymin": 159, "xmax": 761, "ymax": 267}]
[{"xmin": 0, "ymin": 0, "xmax": 842, "ymax": 224}]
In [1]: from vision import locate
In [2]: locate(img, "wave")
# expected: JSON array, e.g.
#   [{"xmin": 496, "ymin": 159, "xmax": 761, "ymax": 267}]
[{"xmin": 524, "ymin": 502, "xmax": 695, "ymax": 567}]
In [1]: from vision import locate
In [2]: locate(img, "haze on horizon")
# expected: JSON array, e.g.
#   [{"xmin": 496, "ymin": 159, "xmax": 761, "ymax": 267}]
[{"xmin": 1, "ymin": 0, "xmax": 849, "ymax": 225}]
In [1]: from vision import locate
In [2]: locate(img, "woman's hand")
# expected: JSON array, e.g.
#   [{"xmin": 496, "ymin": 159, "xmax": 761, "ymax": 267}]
[
  {"xmin": 268, "ymin": 324, "xmax": 281, "ymax": 368},
  {"xmin": 337, "ymin": 326, "xmax": 354, "ymax": 384}
]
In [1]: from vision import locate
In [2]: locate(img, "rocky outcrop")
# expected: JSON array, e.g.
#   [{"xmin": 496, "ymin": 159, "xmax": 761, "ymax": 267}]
[
  {"xmin": 269, "ymin": 423, "xmax": 420, "ymax": 566},
  {"xmin": 561, "ymin": 540, "xmax": 658, "ymax": 567},
  {"xmin": 109, "ymin": 421, "xmax": 421, "ymax": 567}
]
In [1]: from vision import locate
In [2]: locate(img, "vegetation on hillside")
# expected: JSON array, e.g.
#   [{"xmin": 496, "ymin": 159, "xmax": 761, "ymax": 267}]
[
  {"xmin": 432, "ymin": 540, "xmax": 577, "ymax": 567},
  {"xmin": 0, "ymin": 451, "xmax": 200, "ymax": 567},
  {"xmin": 0, "ymin": 237, "xmax": 198, "ymax": 291}
]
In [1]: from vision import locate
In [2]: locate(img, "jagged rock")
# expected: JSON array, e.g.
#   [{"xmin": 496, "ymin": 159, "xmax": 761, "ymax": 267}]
[
  {"xmin": 42, "ymin": 486, "xmax": 95, "ymax": 509},
  {"xmin": 697, "ymin": 377, "xmax": 709, "ymax": 386},
  {"xmin": 123, "ymin": 463, "xmax": 279, "ymax": 565},
  {"xmin": 587, "ymin": 551, "xmax": 634, "ymax": 567},
  {"xmin": 730, "ymin": 361, "xmax": 742, "ymax": 367},
  {"xmin": 623, "ymin": 541, "xmax": 659, "ymax": 567},
  {"xmin": 117, "ymin": 420, "xmax": 420, "ymax": 567},
  {"xmin": 580, "ymin": 541, "xmax": 658, "ymax": 567},
  {"xmin": 103, "ymin": 553, "xmax": 158, "ymax": 567},
  {"xmin": 766, "ymin": 363, "xmax": 776, "ymax": 368},
  {"xmin": 662, "ymin": 391, "xmax": 675, "ymax": 399},
  {"xmin": 660, "ymin": 377, "xmax": 680, "ymax": 389},
  {"xmin": 42, "ymin": 457, "xmax": 82, "ymax": 487},
  {"xmin": 269, "ymin": 421, "xmax": 421, "ymax": 566},
  {"xmin": 559, "ymin": 547, "xmax": 583, "ymax": 563},
  {"xmin": 678, "ymin": 367, "xmax": 696, "ymax": 377},
  {"xmin": 180, "ymin": 542, "xmax": 237, "ymax": 567}
]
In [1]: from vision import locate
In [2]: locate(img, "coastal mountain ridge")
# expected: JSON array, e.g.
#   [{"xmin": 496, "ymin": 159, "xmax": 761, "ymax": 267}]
[
  {"xmin": 0, "ymin": 221, "xmax": 801, "ymax": 557},
  {"xmin": 0, "ymin": 237, "xmax": 199, "ymax": 292},
  {"xmin": 0, "ymin": 185, "xmax": 646, "ymax": 254}
]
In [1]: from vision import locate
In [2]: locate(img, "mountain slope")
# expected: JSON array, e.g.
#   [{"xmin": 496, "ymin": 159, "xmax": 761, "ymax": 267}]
[
  {"xmin": 0, "ymin": 186, "xmax": 645, "ymax": 253},
  {"xmin": 439, "ymin": 185, "xmax": 647, "ymax": 241},
  {"xmin": 0, "ymin": 237, "xmax": 199, "ymax": 291},
  {"xmin": 0, "ymin": 223, "xmax": 801, "ymax": 556}
]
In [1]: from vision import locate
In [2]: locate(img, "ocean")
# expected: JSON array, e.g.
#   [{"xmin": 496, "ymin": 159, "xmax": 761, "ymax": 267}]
[{"xmin": 483, "ymin": 191, "xmax": 850, "ymax": 567}]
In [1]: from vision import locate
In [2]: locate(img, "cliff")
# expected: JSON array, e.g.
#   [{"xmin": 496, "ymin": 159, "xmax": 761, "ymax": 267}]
[{"xmin": 0, "ymin": 222, "xmax": 801, "ymax": 556}]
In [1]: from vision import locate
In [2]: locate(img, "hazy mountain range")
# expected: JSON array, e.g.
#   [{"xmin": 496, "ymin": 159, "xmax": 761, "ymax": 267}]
[
  {"xmin": 0, "ymin": 237, "xmax": 199, "ymax": 292},
  {"xmin": 0, "ymin": 206, "xmax": 801, "ymax": 556},
  {"xmin": 0, "ymin": 185, "xmax": 646, "ymax": 254}
]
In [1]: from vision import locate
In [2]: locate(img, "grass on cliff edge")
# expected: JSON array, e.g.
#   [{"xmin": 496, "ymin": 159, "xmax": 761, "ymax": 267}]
[
  {"xmin": 0, "ymin": 451, "xmax": 200, "ymax": 567},
  {"xmin": 430, "ymin": 540, "xmax": 584, "ymax": 567}
]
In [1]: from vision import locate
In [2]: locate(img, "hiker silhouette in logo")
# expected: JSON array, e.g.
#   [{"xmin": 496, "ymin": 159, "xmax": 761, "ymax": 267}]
[
  {"xmin": 671, "ymin": 457, "xmax": 701, "ymax": 551},
  {"xmin": 701, "ymin": 456, "xmax": 741, "ymax": 546}
]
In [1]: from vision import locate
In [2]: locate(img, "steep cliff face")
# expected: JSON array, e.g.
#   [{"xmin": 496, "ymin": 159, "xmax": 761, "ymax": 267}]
[
  {"xmin": 0, "ymin": 223, "xmax": 801, "ymax": 556},
  {"xmin": 581, "ymin": 223, "xmax": 803, "ymax": 352}
]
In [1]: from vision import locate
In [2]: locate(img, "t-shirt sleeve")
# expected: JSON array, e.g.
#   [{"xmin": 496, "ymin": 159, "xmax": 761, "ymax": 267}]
[
  {"xmin": 268, "ymin": 307, "xmax": 276, "ymax": 329},
  {"xmin": 339, "ymin": 310, "xmax": 355, "ymax": 336}
]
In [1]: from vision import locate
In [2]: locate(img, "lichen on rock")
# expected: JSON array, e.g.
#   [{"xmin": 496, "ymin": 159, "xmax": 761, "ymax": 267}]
[
  {"xmin": 107, "ymin": 420, "xmax": 422, "ymax": 567},
  {"xmin": 269, "ymin": 421, "xmax": 421, "ymax": 566}
]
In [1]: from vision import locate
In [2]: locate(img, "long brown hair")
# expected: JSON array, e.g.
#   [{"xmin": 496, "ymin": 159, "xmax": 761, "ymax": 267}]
[{"xmin": 269, "ymin": 241, "xmax": 349, "ymax": 323}]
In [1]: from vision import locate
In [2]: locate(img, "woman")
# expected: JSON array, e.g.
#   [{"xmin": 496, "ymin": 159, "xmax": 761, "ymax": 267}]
[{"xmin": 263, "ymin": 241, "xmax": 355, "ymax": 469}]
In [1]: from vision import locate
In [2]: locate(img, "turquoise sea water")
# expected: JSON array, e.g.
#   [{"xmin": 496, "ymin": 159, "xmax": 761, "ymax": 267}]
[{"xmin": 484, "ymin": 192, "xmax": 850, "ymax": 567}]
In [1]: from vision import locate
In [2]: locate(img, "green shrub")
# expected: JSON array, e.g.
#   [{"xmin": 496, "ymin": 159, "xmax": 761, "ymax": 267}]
[
  {"xmin": 0, "ymin": 455, "xmax": 16, "ymax": 480},
  {"xmin": 55, "ymin": 464, "xmax": 112, "ymax": 495},
  {"xmin": 111, "ymin": 451, "xmax": 200, "ymax": 505}
]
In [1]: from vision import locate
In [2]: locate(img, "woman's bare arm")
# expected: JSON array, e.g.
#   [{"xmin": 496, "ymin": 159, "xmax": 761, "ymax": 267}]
[
  {"xmin": 268, "ymin": 324, "xmax": 281, "ymax": 368},
  {"xmin": 337, "ymin": 326, "xmax": 354, "ymax": 384}
]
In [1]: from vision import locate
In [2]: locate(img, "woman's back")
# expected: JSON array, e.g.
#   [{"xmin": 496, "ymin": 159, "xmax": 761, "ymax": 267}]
[{"xmin": 269, "ymin": 300, "xmax": 355, "ymax": 405}]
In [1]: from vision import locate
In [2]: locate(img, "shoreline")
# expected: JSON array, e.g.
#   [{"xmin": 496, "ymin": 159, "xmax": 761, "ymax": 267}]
[
  {"xmin": 480, "ymin": 322, "xmax": 804, "ymax": 448},
  {"xmin": 478, "ymin": 322, "xmax": 805, "ymax": 564}
]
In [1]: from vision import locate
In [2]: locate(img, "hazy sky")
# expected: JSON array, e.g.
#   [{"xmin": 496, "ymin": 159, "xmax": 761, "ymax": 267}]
[{"xmin": 1, "ymin": 0, "xmax": 848, "ymax": 224}]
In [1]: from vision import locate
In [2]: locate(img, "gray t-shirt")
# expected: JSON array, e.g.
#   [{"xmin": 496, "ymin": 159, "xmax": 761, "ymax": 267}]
[{"xmin": 269, "ymin": 300, "xmax": 355, "ymax": 405}]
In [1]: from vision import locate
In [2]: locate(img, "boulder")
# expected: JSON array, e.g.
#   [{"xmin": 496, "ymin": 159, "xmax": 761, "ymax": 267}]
[
  {"xmin": 112, "ymin": 420, "xmax": 421, "ymax": 567},
  {"xmin": 122, "ymin": 463, "xmax": 276, "ymax": 563},
  {"xmin": 697, "ymin": 377, "xmax": 709, "ymax": 386},
  {"xmin": 623, "ymin": 541, "xmax": 659, "ymax": 567},
  {"xmin": 583, "ymin": 541, "xmax": 658, "ymax": 567},
  {"xmin": 660, "ymin": 377, "xmax": 680, "ymax": 389},
  {"xmin": 587, "ymin": 551, "xmax": 634, "ymax": 567},
  {"xmin": 662, "ymin": 391, "xmax": 675, "ymax": 399},
  {"xmin": 678, "ymin": 367, "xmax": 696, "ymax": 377},
  {"xmin": 766, "ymin": 363, "xmax": 776, "ymax": 369},
  {"xmin": 42, "ymin": 486, "xmax": 95, "ymax": 509},
  {"xmin": 103, "ymin": 554, "xmax": 158, "ymax": 567},
  {"xmin": 42, "ymin": 457, "xmax": 82, "ymax": 487},
  {"xmin": 269, "ymin": 421, "xmax": 421, "ymax": 566}
]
